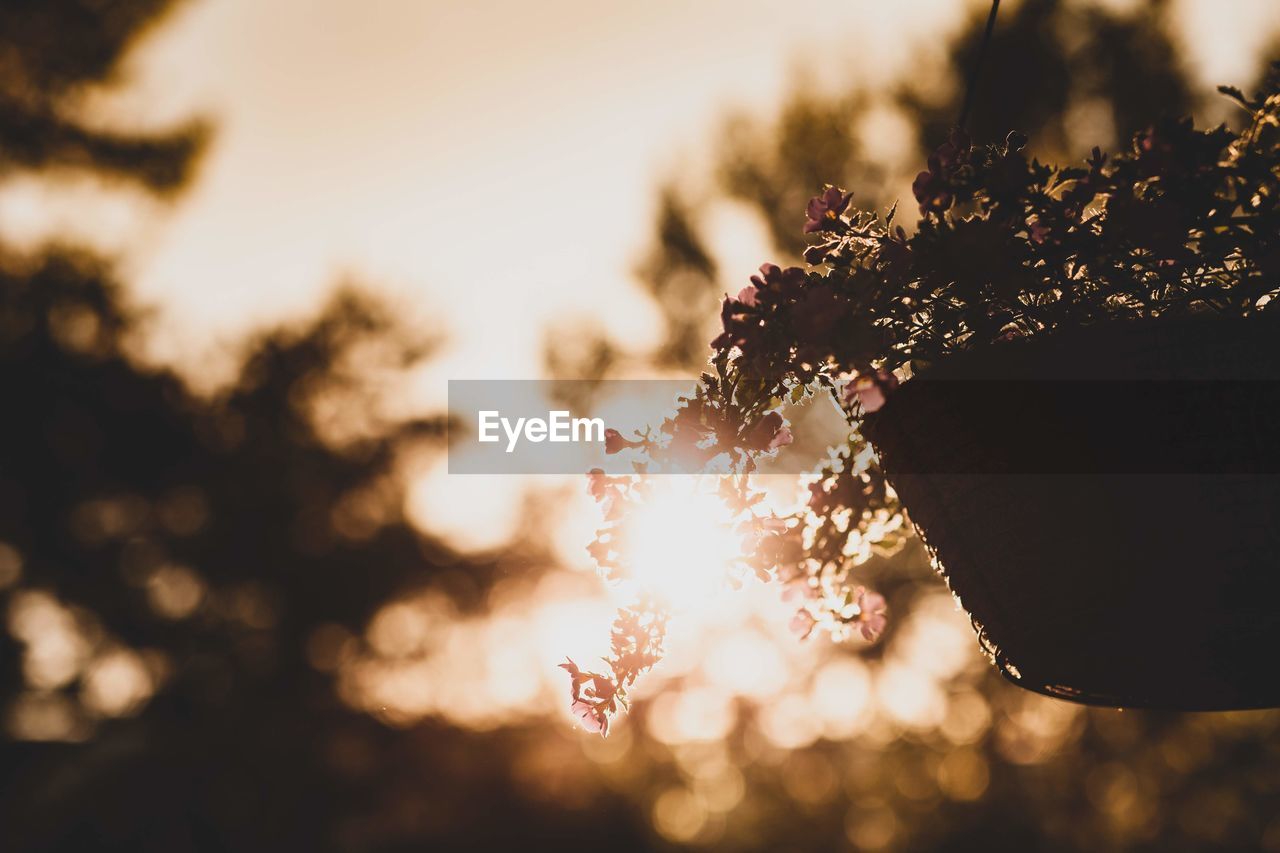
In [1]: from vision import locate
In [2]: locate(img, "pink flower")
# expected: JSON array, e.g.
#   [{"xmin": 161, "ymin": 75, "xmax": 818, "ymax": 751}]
[
  {"xmin": 853, "ymin": 587, "xmax": 887, "ymax": 642},
  {"xmin": 912, "ymin": 128, "xmax": 971, "ymax": 215},
  {"xmin": 855, "ymin": 381, "xmax": 887, "ymax": 413},
  {"xmin": 749, "ymin": 263, "xmax": 806, "ymax": 295},
  {"xmin": 913, "ymin": 169, "xmax": 953, "ymax": 215},
  {"xmin": 842, "ymin": 370, "xmax": 899, "ymax": 413},
  {"xmin": 571, "ymin": 699, "xmax": 609, "ymax": 737},
  {"xmin": 585, "ymin": 470, "xmax": 624, "ymax": 520},
  {"xmin": 781, "ymin": 580, "xmax": 813, "ymax": 604},
  {"xmin": 586, "ymin": 468, "xmax": 610, "ymax": 500},
  {"xmin": 739, "ymin": 516, "xmax": 789, "ymax": 554},
  {"xmin": 736, "ymin": 285, "xmax": 759, "ymax": 307},
  {"xmin": 804, "ymin": 186, "xmax": 854, "ymax": 234},
  {"xmin": 1028, "ymin": 218, "xmax": 1052, "ymax": 245},
  {"xmin": 996, "ymin": 326, "xmax": 1024, "ymax": 343},
  {"xmin": 559, "ymin": 658, "xmax": 590, "ymax": 701},
  {"xmin": 789, "ymin": 609, "xmax": 816, "ymax": 640},
  {"xmin": 604, "ymin": 428, "xmax": 642, "ymax": 455},
  {"xmin": 745, "ymin": 411, "xmax": 793, "ymax": 453}
]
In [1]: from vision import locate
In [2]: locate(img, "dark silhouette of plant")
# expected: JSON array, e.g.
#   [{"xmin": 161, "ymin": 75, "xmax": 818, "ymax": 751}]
[
  {"xmin": 632, "ymin": 0, "xmax": 1204, "ymax": 374},
  {"xmin": 576, "ymin": 69, "xmax": 1280, "ymax": 733},
  {"xmin": 9, "ymin": 2, "xmax": 1280, "ymax": 852}
]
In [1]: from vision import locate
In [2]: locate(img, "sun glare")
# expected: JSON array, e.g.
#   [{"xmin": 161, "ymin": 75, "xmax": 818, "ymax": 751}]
[{"xmin": 621, "ymin": 480, "xmax": 745, "ymax": 612}]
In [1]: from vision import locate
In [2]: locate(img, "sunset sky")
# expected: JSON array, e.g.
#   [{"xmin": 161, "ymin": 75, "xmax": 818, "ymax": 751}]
[
  {"xmin": 8, "ymin": 4, "xmax": 1280, "ymax": 847},
  {"xmin": 3, "ymin": 0, "xmax": 1279, "ymax": 548},
  {"xmin": 3, "ymin": 0, "xmax": 1275, "ymax": 389},
  {"xmin": 68, "ymin": 0, "xmax": 964, "ymax": 379}
]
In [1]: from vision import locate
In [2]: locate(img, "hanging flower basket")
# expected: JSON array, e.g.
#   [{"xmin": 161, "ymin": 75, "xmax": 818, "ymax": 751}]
[
  {"xmin": 566, "ymin": 70, "xmax": 1280, "ymax": 733},
  {"xmin": 863, "ymin": 311, "xmax": 1280, "ymax": 709}
]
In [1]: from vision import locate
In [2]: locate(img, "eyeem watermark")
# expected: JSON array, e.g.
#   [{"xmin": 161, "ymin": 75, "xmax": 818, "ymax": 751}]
[
  {"xmin": 477, "ymin": 410, "xmax": 605, "ymax": 452},
  {"xmin": 448, "ymin": 379, "xmax": 709, "ymax": 474},
  {"xmin": 448, "ymin": 379, "xmax": 835, "ymax": 474}
]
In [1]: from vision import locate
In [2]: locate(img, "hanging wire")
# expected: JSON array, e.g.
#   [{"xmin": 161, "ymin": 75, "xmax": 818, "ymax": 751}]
[{"xmin": 957, "ymin": 0, "xmax": 1002, "ymax": 131}]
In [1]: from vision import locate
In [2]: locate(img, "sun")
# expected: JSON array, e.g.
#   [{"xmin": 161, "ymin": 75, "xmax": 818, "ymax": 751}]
[{"xmin": 620, "ymin": 479, "xmax": 745, "ymax": 612}]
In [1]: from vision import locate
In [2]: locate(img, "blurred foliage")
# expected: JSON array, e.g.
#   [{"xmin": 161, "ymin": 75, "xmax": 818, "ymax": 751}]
[
  {"xmin": 0, "ymin": 2, "xmax": 651, "ymax": 850},
  {"xmin": 0, "ymin": 0, "xmax": 207, "ymax": 190},
  {"xmin": 907, "ymin": 0, "xmax": 1196, "ymax": 164},
  {"xmin": 0, "ymin": 250, "xmax": 677, "ymax": 850},
  {"xmin": 631, "ymin": 0, "xmax": 1215, "ymax": 374},
  {"xmin": 633, "ymin": 189, "xmax": 721, "ymax": 369}
]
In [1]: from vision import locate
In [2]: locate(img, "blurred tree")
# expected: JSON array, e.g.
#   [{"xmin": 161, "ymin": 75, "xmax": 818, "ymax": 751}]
[
  {"xmin": 629, "ymin": 0, "xmax": 1208, "ymax": 375},
  {"xmin": 907, "ymin": 0, "xmax": 1195, "ymax": 159},
  {"xmin": 0, "ymin": 255, "xmax": 659, "ymax": 850},
  {"xmin": 632, "ymin": 189, "xmax": 720, "ymax": 369},
  {"xmin": 0, "ymin": 0, "xmax": 207, "ymax": 191},
  {"xmin": 0, "ymin": 2, "xmax": 656, "ymax": 851}
]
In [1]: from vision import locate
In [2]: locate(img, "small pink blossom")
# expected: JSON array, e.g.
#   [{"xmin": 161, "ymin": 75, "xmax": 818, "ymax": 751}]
[
  {"xmin": 912, "ymin": 128, "xmax": 970, "ymax": 214},
  {"xmin": 744, "ymin": 411, "xmax": 792, "ymax": 453},
  {"xmin": 739, "ymin": 516, "xmax": 787, "ymax": 553},
  {"xmin": 559, "ymin": 658, "xmax": 590, "ymax": 701},
  {"xmin": 853, "ymin": 587, "xmax": 888, "ymax": 642},
  {"xmin": 996, "ymin": 326, "xmax": 1024, "ymax": 343},
  {"xmin": 856, "ymin": 382, "xmax": 887, "ymax": 413},
  {"xmin": 842, "ymin": 370, "xmax": 899, "ymax": 413},
  {"xmin": 571, "ymin": 699, "xmax": 609, "ymax": 737},
  {"xmin": 585, "ymin": 469, "xmax": 625, "ymax": 518},
  {"xmin": 586, "ymin": 469, "xmax": 607, "ymax": 499},
  {"xmin": 736, "ymin": 285, "xmax": 759, "ymax": 307},
  {"xmin": 604, "ymin": 428, "xmax": 642, "ymax": 455},
  {"xmin": 789, "ymin": 609, "xmax": 816, "ymax": 640},
  {"xmin": 749, "ymin": 263, "xmax": 806, "ymax": 293},
  {"xmin": 781, "ymin": 580, "xmax": 813, "ymax": 604},
  {"xmin": 586, "ymin": 468, "xmax": 619, "ymax": 502},
  {"xmin": 804, "ymin": 186, "xmax": 854, "ymax": 234},
  {"xmin": 1028, "ymin": 218, "xmax": 1052, "ymax": 245}
]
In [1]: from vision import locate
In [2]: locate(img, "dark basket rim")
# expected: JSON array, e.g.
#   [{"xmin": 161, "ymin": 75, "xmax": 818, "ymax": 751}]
[{"xmin": 862, "ymin": 309, "xmax": 1280, "ymax": 711}]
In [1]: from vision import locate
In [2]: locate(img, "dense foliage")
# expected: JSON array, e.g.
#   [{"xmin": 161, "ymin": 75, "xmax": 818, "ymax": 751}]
[{"xmin": 569, "ymin": 69, "xmax": 1280, "ymax": 734}]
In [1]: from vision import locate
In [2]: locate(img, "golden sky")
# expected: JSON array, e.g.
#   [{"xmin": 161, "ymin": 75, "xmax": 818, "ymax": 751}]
[
  {"xmin": 6, "ymin": 4, "xmax": 1280, "ymax": 816},
  {"xmin": 2, "ymin": 0, "xmax": 1275, "ymax": 397},
  {"xmin": 0, "ymin": 0, "xmax": 1267, "ymax": 551},
  {"xmin": 8, "ymin": 0, "xmax": 974, "ymax": 383}
]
